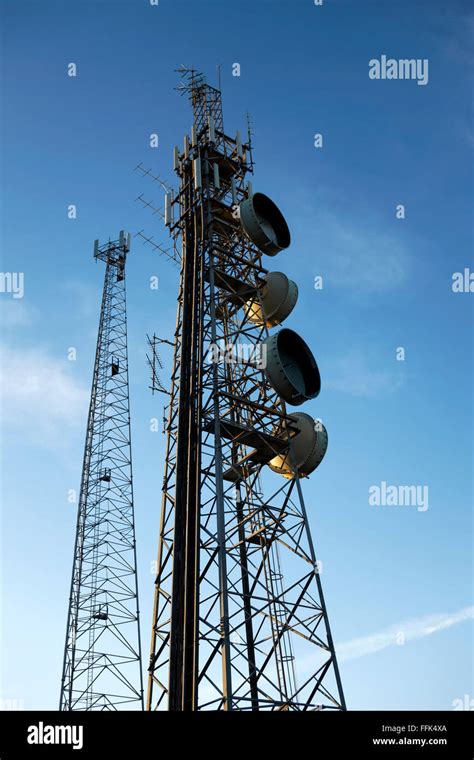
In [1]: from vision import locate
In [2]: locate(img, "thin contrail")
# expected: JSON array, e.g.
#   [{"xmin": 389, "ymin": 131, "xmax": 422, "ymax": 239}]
[{"xmin": 336, "ymin": 605, "xmax": 473, "ymax": 663}]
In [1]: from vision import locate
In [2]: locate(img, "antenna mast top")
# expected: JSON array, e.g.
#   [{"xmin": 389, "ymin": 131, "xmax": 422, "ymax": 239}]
[{"xmin": 176, "ymin": 65, "xmax": 223, "ymax": 135}]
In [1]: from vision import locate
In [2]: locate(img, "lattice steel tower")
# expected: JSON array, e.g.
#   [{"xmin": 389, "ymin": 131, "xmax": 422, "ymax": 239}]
[
  {"xmin": 147, "ymin": 69, "xmax": 346, "ymax": 711},
  {"xmin": 60, "ymin": 232, "xmax": 143, "ymax": 711}
]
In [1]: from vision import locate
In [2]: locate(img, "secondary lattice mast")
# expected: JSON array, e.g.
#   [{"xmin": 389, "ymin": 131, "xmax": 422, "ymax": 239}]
[{"xmin": 60, "ymin": 232, "xmax": 143, "ymax": 711}]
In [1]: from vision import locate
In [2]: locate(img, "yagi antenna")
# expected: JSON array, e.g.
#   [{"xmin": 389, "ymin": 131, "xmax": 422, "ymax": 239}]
[
  {"xmin": 146, "ymin": 334, "xmax": 170, "ymax": 395},
  {"xmin": 135, "ymin": 193, "xmax": 165, "ymax": 220},
  {"xmin": 134, "ymin": 162, "xmax": 173, "ymax": 193},
  {"xmin": 135, "ymin": 230, "xmax": 180, "ymax": 267}
]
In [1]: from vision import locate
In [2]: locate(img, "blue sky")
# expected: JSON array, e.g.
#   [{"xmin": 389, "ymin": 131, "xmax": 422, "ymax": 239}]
[{"xmin": 0, "ymin": 0, "xmax": 472, "ymax": 710}]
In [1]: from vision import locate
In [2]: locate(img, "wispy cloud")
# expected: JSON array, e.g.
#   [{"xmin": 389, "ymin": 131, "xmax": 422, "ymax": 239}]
[
  {"xmin": 297, "ymin": 208, "xmax": 409, "ymax": 294},
  {"xmin": 325, "ymin": 348, "xmax": 404, "ymax": 397},
  {"xmin": 336, "ymin": 606, "xmax": 474, "ymax": 663},
  {"xmin": 0, "ymin": 344, "xmax": 89, "ymax": 445},
  {"xmin": 0, "ymin": 301, "xmax": 39, "ymax": 328},
  {"xmin": 321, "ymin": 216, "xmax": 408, "ymax": 292},
  {"xmin": 62, "ymin": 280, "xmax": 101, "ymax": 320},
  {"xmin": 289, "ymin": 187, "xmax": 412, "ymax": 294}
]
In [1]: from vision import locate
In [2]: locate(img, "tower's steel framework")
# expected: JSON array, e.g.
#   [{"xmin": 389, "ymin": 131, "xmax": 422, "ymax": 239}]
[
  {"xmin": 60, "ymin": 233, "xmax": 143, "ymax": 711},
  {"xmin": 147, "ymin": 71, "xmax": 346, "ymax": 711}
]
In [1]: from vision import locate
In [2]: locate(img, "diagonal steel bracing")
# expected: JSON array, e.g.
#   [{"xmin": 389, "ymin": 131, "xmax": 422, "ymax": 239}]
[
  {"xmin": 60, "ymin": 233, "xmax": 143, "ymax": 711},
  {"xmin": 147, "ymin": 70, "xmax": 346, "ymax": 711}
]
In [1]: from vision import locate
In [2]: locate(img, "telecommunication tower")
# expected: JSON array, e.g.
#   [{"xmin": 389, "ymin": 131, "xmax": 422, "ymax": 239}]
[
  {"xmin": 147, "ymin": 69, "xmax": 346, "ymax": 711},
  {"xmin": 60, "ymin": 232, "xmax": 144, "ymax": 711}
]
